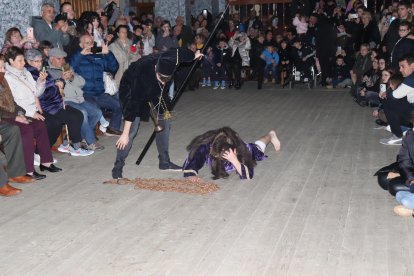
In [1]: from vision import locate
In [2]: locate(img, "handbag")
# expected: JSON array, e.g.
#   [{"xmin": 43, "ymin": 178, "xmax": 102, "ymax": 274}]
[{"xmin": 103, "ymin": 72, "xmax": 118, "ymax": 96}]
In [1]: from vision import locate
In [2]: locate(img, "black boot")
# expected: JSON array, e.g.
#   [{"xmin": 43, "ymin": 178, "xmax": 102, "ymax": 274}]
[
  {"xmin": 159, "ymin": 152, "xmax": 182, "ymax": 171},
  {"xmin": 228, "ymin": 81, "xmax": 233, "ymax": 89},
  {"xmin": 235, "ymin": 81, "xmax": 241, "ymax": 90}
]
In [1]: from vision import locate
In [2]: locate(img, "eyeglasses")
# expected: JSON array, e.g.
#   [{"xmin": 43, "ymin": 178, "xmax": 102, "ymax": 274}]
[{"xmin": 31, "ymin": 60, "xmax": 43, "ymax": 63}]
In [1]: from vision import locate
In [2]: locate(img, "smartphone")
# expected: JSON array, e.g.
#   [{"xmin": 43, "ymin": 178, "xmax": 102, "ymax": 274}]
[
  {"xmin": 380, "ymin": 84, "xmax": 386, "ymax": 92},
  {"xmin": 27, "ymin": 27, "xmax": 34, "ymax": 39},
  {"xmin": 202, "ymin": 9, "xmax": 208, "ymax": 18},
  {"xmin": 91, "ymin": 46, "xmax": 103, "ymax": 54},
  {"xmin": 62, "ymin": 12, "xmax": 68, "ymax": 19}
]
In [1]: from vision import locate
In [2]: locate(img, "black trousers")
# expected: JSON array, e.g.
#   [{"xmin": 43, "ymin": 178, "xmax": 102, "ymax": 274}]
[
  {"xmin": 226, "ymin": 60, "xmax": 242, "ymax": 84},
  {"xmin": 43, "ymin": 105, "xmax": 84, "ymax": 146},
  {"xmin": 382, "ymin": 97, "xmax": 414, "ymax": 138}
]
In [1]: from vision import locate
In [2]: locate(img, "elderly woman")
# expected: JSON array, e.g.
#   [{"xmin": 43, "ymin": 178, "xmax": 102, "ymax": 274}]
[
  {"xmin": 109, "ymin": 25, "xmax": 140, "ymax": 87},
  {"xmin": 361, "ymin": 11, "xmax": 381, "ymax": 49},
  {"xmin": 23, "ymin": 49, "xmax": 93, "ymax": 157},
  {"xmin": 2, "ymin": 49, "xmax": 61, "ymax": 180}
]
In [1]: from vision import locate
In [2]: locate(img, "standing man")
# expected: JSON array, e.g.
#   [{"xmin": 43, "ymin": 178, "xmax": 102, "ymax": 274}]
[
  {"xmin": 112, "ymin": 48, "xmax": 202, "ymax": 179},
  {"xmin": 32, "ymin": 3, "xmax": 70, "ymax": 48}
]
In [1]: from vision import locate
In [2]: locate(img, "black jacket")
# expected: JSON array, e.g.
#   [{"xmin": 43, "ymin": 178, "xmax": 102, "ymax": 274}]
[
  {"xmin": 398, "ymin": 130, "xmax": 414, "ymax": 185},
  {"xmin": 119, "ymin": 48, "xmax": 195, "ymax": 122}
]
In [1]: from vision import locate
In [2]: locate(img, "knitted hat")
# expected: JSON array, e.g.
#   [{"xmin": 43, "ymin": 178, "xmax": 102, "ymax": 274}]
[{"xmin": 156, "ymin": 49, "xmax": 179, "ymax": 77}]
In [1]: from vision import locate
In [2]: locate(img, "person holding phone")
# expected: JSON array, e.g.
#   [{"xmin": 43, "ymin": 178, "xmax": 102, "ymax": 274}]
[
  {"xmin": 70, "ymin": 34, "xmax": 121, "ymax": 136},
  {"xmin": 1, "ymin": 27, "xmax": 39, "ymax": 55}
]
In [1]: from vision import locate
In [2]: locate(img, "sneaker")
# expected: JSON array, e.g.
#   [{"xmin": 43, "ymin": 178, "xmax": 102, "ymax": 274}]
[
  {"xmin": 220, "ymin": 85, "xmax": 226, "ymax": 90},
  {"xmin": 57, "ymin": 144, "xmax": 72, "ymax": 153},
  {"xmin": 159, "ymin": 161, "xmax": 182, "ymax": 171},
  {"xmin": 206, "ymin": 79, "xmax": 211, "ymax": 87},
  {"xmin": 87, "ymin": 143, "xmax": 105, "ymax": 151},
  {"xmin": 100, "ymin": 118, "xmax": 110, "ymax": 128},
  {"xmin": 34, "ymin": 153, "xmax": 40, "ymax": 166},
  {"xmin": 379, "ymin": 135, "xmax": 403, "ymax": 145},
  {"xmin": 69, "ymin": 147, "xmax": 94, "ymax": 157},
  {"xmin": 394, "ymin": 205, "xmax": 413, "ymax": 217},
  {"xmin": 201, "ymin": 78, "xmax": 207, "ymax": 87},
  {"xmin": 99, "ymin": 125, "xmax": 107, "ymax": 133},
  {"xmin": 303, "ymin": 78, "xmax": 309, "ymax": 82}
]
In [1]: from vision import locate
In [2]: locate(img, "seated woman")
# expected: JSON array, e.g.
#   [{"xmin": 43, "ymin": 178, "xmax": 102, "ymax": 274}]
[
  {"xmin": 2, "ymin": 50, "xmax": 61, "ymax": 180},
  {"xmin": 1, "ymin": 27, "xmax": 39, "ymax": 54},
  {"xmin": 182, "ymin": 127, "xmax": 281, "ymax": 182},
  {"xmin": 23, "ymin": 49, "xmax": 93, "ymax": 157}
]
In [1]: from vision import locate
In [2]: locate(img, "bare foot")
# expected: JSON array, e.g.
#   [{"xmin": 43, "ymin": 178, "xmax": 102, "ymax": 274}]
[{"xmin": 269, "ymin": 130, "xmax": 281, "ymax": 151}]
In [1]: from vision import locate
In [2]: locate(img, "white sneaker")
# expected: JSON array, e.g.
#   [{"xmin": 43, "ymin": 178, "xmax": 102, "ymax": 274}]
[
  {"xmin": 380, "ymin": 135, "xmax": 402, "ymax": 145},
  {"xmin": 34, "ymin": 154, "xmax": 40, "ymax": 166},
  {"xmin": 303, "ymin": 78, "xmax": 309, "ymax": 82},
  {"xmin": 100, "ymin": 119, "xmax": 110, "ymax": 128},
  {"xmin": 386, "ymin": 125, "xmax": 391, "ymax": 132},
  {"xmin": 99, "ymin": 125, "xmax": 107, "ymax": 133},
  {"xmin": 69, "ymin": 147, "xmax": 94, "ymax": 157},
  {"xmin": 58, "ymin": 144, "xmax": 72, "ymax": 153}
]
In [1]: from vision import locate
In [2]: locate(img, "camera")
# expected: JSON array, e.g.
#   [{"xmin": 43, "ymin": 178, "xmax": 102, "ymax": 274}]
[
  {"xmin": 348, "ymin": 13, "xmax": 358, "ymax": 20},
  {"xmin": 91, "ymin": 46, "xmax": 102, "ymax": 54},
  {"xmin": 62, "ymin": 12, "xmax": 68, "ymax": 19}
]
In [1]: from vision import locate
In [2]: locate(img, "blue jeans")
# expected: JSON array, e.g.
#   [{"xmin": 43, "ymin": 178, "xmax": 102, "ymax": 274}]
[
  {"xmin": 84, "ymin": 93, "xmax": 122, "ymax": 131},
  {"xmin": 264, "ymin": 64, "xmax": 277, "ymax": 80},
  {"xmin": 66, "ymin": 101, "xmax": 102, "ymax": 144},
  {"xmin": 112, "ymin": 116, "xmax": 171, "ymax": 179},
  {"xmin": 396, "ymin": 191, "xmax": 414, "ymax": 209}
]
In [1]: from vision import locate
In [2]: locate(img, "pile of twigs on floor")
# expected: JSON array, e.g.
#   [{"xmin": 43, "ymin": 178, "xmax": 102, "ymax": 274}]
[{"xmin": 103, "ymin": 177, "xmax": 219, "ymax": 195}]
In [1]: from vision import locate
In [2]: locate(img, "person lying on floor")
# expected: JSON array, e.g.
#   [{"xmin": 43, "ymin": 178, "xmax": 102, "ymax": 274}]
[{"xmin": 182, "ymin": 127, "xmax": 281, "ymax": 182}]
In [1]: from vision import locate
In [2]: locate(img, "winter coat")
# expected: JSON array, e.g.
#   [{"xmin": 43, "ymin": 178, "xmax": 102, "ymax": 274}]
[
  {"xmin": 213, "ymin": 43, "xmax": 231, "ymax": 65},
  {"xmin": 361, "ymin": 21, "xmax": 381, "ymax": 48},
  {"xmin": 332, "ymin": 63, "xmax": 350, "ymax": 79},
  {"xmin": 70, "ymin": 49, "xmax": 119, "ymax": 97},
  {"xmin": 293, "ymin": 16, "xmax": 308, "ymax": 34},
  {"xmin": 109, "ymin": 39, "xmax": 140, "ymax": 87},
  {"xmin": 26, "ymin": 64, "xmax": 63, "ymax": 115},
  {"xmin": 228, "ymin": 33, "xmax": 251, "ymax": 66},
  {"xmin": 0, "ymin": 72, "xmax": 25, "ymax": 119},
  {"xmin": 5, "ymin": 64, "xmax": 45, "ymax": 118}
]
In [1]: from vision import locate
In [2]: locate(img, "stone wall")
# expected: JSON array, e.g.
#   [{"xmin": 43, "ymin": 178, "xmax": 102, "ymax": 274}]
[{"xmin": 0, "ymin": 0, "xmax": 59, "ymax": 48}]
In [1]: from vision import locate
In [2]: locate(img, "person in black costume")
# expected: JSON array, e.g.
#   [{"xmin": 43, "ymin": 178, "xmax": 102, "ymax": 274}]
[{"xmin": 112, "ymin": 48, "xmax": 203, "ymax": 179}]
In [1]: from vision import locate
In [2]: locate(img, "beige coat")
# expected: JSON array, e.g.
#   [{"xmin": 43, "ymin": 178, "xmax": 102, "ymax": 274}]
[{"xmin": 109, "ymin": 39, "xmax": 140, "ymax": 87}]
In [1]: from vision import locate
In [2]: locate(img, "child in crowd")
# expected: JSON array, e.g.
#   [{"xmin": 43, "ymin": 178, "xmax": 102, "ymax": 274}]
[
  {"xmin": 327, "ymin": 55, "xmax": 351, "ymax": 88},
  {"xmin": 260, "ymin": 44, "xmax": 279, "ymax": 84},
  {"xmin": 279, "ymin": 40, "xmax": 291, "ymax": 87},
  {"xmin": 292, "ymin": 14, "xmax": 308, "ymax": 37},
  {"xmin": 213, "ymin": 38, "xmax": 231, "ymax": 90},
  {"xmin": 201, "ymin": 46, "xmax": 214, "ymax": 87},
  {"xmin": 132, "ymin": 25, "xmax": 144, "ymax": 57}
]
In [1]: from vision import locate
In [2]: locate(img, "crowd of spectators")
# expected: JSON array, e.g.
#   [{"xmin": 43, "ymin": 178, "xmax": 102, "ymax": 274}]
[{"xmin": 2, "ymin": 0, "xmax": 414, "ymax": 202}]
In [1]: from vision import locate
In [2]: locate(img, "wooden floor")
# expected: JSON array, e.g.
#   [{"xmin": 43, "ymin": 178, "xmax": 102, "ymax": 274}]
[{"xmin": 1, "ymin": 82, "xmax": 413, "ymax": 276}]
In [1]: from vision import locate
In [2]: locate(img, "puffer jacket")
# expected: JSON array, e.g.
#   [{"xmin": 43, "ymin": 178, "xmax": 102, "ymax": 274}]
[
  {"xmin": 26, "ymin": 65, "xmax": 63, "ymax": 115},
  {"xmin": 70, "ymin": 49, "xmax": 119, "ymax": 97},
  {"xmin": 228, "ymin": 33, "xmax": 251, "ymax": 67}
]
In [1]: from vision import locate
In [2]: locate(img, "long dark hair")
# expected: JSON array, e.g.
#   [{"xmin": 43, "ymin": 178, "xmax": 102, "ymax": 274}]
[{"xmin": 186, "ymin": 127, "xmax": 256, "ymax": 179}]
